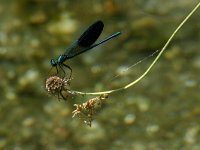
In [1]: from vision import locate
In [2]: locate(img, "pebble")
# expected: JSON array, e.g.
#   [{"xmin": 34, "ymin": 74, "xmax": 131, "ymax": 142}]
[
  {"xmin": 17, "ymin": 69, "xmax": 39, "ymax": 93},
  {"xmin": 193, "ymin": 56, "xmax": 200, "ymax": 69},
  {"xmin": 146, "ymin": 124, "xmax": 160, "ymax": 136},
  {"xmin": 30, "ymin": 38, "xmax": 40, "ymax": 48},
  {"xmin": 0, "ymin": 32, "xmax": 8, "ymax": 45},
  {"xmin": 43, "ymin": 100, "xmax": 70, "ymax": 117},
  {"xmin": 6, "ymin": 90, "xmax": 17, "ymax": 101},
  {"xmin": 22, "ymin": 117, "xmax": 35, "ymax": 127},
  {"xmin": 116, "ymin": 65, "xmax": 130, "ymax": 76},
  {"xmin": 47, "ymin": 17, "xmax": 77, "ymax": 35},
  {"xmin": 124, "ymin": 114, "xmax": 136, "ymax": 125},
  {"xmin": 184, "ymin": 79, "xmax": 197, "ymax": 87},
  {"xmin": 18, "ymin": 70, "xmax": 38, "ymax": 87},
  {"xmin": 136, "ymin": 96, "xmax": 150, "ymax": 112},
  {"xmin": 184, "ymin": 126, "xmax": 199, "ymax": 144}
]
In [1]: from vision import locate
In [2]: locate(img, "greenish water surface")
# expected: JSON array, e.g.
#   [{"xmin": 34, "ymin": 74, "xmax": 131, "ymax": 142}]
[{"xmin": 0, "ymin": 0, "xmax": 200, "ymax": 150}]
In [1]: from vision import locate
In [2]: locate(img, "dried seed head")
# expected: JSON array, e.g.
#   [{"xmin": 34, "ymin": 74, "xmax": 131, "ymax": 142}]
[
  {"xmin": 45, "ymin": 76, "xmax": 63, "ymax": 94},
  {"xmin": 72, "ymin": 94, "xmax": 109, "ymax": 127},
  {"xmin": 46, "ymin": 76, "xmax": 71, "ymax": 94}
]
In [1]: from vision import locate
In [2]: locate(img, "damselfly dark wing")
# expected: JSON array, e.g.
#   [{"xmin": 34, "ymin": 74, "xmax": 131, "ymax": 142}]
[
  {"xmin": 78, "ymin": 20, "xmax": 104, "ymax": 47},
  {"xmin": 62, "ymin": 20, "xmax": 121, "ymax": 60},
  {"xmin": 63, "ymin": 20, "xmax": 104, "ymax": 59}
]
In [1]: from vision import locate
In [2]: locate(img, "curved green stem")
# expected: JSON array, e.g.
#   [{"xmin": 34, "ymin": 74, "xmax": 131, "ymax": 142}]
[{"xmin": 74, "ymin": 2, "xmax": 200, "ymax": 96}]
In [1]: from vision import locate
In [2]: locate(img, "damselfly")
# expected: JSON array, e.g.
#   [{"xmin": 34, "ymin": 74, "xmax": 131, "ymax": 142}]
[{"xmin": 50, "ymin": 20, "xmax": 121, "ymax": 78}]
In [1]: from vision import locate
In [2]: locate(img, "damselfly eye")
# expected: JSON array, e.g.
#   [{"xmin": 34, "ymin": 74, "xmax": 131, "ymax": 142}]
[{"xmin": 51, "ymin": 59, "xmax": 57, "ymax": 66}]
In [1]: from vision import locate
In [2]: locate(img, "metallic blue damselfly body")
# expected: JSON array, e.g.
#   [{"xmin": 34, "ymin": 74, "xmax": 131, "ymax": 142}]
[{"xmin": 50, "ymin": 20, "xmax": 121, "ymax": 78}]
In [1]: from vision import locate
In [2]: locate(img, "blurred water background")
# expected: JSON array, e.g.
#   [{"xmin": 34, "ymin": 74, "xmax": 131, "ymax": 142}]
[{"xmin": 0, "ymin": 0, "xmax": 200, "ymax": 149}]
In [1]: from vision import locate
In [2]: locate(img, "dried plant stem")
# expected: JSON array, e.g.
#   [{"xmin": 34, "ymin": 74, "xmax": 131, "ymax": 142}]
[{"xmin": 74, "ymin": 2, "xmax": 200, "ymax": 96}]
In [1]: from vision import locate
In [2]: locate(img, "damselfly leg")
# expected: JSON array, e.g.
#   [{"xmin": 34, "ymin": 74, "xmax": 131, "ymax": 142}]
[
  {"xmin": 57, "ymin": 63, "xmax": 72, "ymax": 79},
  {"xmin": 62, "ymin": 63, "xmax": 72, "ymax": 79}
]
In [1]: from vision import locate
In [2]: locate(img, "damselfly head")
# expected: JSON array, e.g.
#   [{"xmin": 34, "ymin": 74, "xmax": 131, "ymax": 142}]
[{"xmin": 50, "ymin": 59, "xmax": 57, "ymax": 67}]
